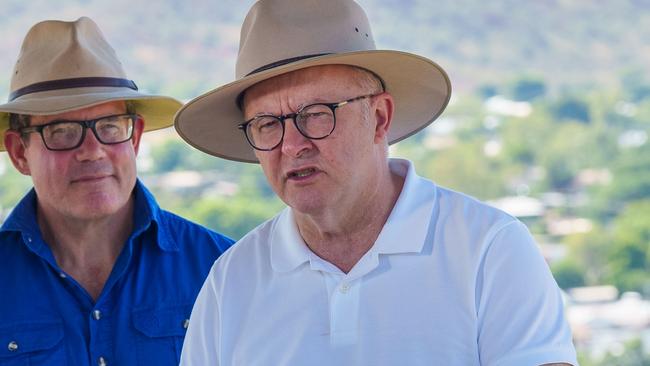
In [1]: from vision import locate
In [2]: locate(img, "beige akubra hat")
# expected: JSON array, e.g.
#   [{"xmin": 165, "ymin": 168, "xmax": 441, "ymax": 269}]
[
  {"xmin": 0, "ymin": 16, "xmax": 182, "ymax": 151},
  {"xmin": 175, "ymin": 0, "xmax": 452, "ymax": 163}
]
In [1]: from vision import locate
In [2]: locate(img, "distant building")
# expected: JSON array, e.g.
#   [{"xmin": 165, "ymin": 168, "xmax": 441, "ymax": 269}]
[
  {"xmin": 484, "ymin": 95, "xmax": 532, "ymax": 117},
  {"xmin": 488, "ymin": 195, "xmax": 545, "ymax": 218},
  {"xmin": 565, "ymin": 286, "xmax": 650, "ymax": 361}
]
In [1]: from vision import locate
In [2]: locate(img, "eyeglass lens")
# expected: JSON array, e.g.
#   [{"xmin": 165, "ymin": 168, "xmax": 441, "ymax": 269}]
[
  {"xmin": 42, "ymin": 115, "xmax": 134, "ymax": 150},
  {"xmin": 246, "ymin": 104, "xmax": 335, "ymax": 150}
]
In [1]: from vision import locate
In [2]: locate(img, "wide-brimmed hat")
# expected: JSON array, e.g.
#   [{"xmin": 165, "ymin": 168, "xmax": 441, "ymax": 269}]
[
  {"xmin": 0, "ymin": 16, "xmax": 182, "ymax": 151},
  {"xmin": 174, "ymin": 0, "xmax": 452, "ymax": 163}
]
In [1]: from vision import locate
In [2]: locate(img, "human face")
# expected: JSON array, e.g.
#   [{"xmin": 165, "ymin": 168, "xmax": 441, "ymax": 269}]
[
  {"xmin": 3, "ymin": 101, "xmax": 144, "ymax": 221},
  {"xmin": 242, "ymin": 65, "xmax": 393, "ymax": 216}
]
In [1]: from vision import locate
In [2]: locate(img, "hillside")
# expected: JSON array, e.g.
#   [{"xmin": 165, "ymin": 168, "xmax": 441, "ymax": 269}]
[{"xmin": 0, "ymin": 0, "xmax": 647, "ymax": 101}]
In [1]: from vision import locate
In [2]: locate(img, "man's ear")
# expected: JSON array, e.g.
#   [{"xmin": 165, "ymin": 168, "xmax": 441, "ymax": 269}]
[
  {"xmin": 131, "ymin": 115, "xmax": 145, "ymax": 156},
  {"xmin": 4, "ymin": 130, "xmax": 32, "ymax": 176},
  {"xmin": 372, "ymin": 92, "xmax": 395, "ymax": 143}
]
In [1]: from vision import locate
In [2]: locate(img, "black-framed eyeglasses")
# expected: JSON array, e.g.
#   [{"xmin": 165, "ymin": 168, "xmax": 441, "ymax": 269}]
[
  {"xmin": 238, "ymin": 93, "xmax": 380, "ymax": 151},
  {"xmin": 20, "ymin": 114, "xmax": 137, "ymax": 151}
]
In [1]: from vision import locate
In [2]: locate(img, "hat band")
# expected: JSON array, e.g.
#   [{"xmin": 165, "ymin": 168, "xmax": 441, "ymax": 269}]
[
  {"xmin": 9, "ymin": 77, "xmax": 138, "ymax": 101},
  {"xmin": 236, "ymin": 53, "xmax": 332, "ymax": 109},
  {"xmin": 245, "ymin": 53, "xmax": 331, "ymax": 76}
]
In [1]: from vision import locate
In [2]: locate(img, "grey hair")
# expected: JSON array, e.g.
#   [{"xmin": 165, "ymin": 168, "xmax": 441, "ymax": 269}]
[
  {"xmin": 349, "ymin": 67, "xmax": 390, "ymax": 155},
  {"xmin": 348, "ymin": 66, "xmax": 384, "ymax": 121},
  {"xmin": 349, "ymin": 66, "xmax": 385, "ymax": 95},
  {"xmin": 125, "ymin": 100, "xmax": 137, "ymax": 115},
  {"xmin": 8, "ymin": 113, "xmax": 30, "ymax": 131}
]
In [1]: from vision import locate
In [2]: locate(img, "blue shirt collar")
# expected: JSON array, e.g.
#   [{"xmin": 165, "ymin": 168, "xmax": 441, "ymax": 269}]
[
  {"xmin": 131, "ymin": 179, "xmax": 177, "ymax": 252},
  {"xmin": 0, "ymin": 179, "xmax": 177, "ymax": 252}
]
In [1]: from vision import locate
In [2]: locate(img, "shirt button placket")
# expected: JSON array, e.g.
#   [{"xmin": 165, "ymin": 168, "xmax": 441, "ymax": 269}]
[
  {"xmin": 90, "ymin": 308, "xmax": 107, "ymax": 364},
  {"xmin": 330, "ymin": 279, "xmax": 360, "ymax": 345}
]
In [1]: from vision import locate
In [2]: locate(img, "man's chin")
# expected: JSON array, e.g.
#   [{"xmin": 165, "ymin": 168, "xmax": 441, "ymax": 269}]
[{"xmin": 287, "ymin": 198, "xmax": 329, "ymax": 217}]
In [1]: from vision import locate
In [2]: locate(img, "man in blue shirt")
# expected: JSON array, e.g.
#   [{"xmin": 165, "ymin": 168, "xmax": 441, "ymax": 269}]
[{"xmin": 0, "ymin": 17, "xmax": 233, "ymax": 365}]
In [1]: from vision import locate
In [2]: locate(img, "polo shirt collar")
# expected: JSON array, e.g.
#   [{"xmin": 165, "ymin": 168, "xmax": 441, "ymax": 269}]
[
  {"xmin": 270, "ymin": 208, "xmax": 312, "ymax": 272},
  {"xmin": 370, "ymin": 158, "xmax": 436, "ymax": 255},
  {"xmin": 0, "ymin": 179, "xmax": 176, "ymax": 253},
  {"xmin": 270, "ymin": 158, "xmax": 435, "ymax": 272}
]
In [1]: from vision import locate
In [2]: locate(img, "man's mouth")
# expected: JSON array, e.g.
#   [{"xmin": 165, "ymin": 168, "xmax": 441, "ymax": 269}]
[
  {"xmin": 287, "ymin": 168, "xmax": 316, "ymax": 179},
  {"xmin": 71, "ymin": 174, "xmax": 110, "ymax": 183}
]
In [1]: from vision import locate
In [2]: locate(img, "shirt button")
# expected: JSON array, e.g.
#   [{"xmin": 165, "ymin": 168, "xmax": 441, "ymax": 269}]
[
  {"xmin": 93, "ymin": 310, "xmax": 102, "ymax": 320},
  {"xmin": 183, "ymin": 319, "xmax": 190, "ymax": 329},
  {"xmin": 339, "ymin": 283, "xmax": 350, "ymax": 293},
  {"xmin": 59, "ymin": 272, "xmax": 67, "ymax": 279},
  {"xmin": 98, "ymin": 356, "xmax": 107, "ymax": 366},
  {"xmin": 7, "ymin": 341, "xmax": 18, "ymax": 352}
]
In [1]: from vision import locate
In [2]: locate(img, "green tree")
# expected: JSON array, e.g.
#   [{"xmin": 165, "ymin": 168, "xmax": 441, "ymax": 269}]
[
  {"xmin": 621, "ymin": 68, "xmax": 650, "ymax": 103},
  {"xmin": 147, "ymin": 135, "xmax": 258, "ymax": 179},
  {"xmin": 551, "ymin": 259, "xmax": 585, "ymax": 289},
  {"xmin": 552, "ymin": 98, "xmax": 591, "ymax": 123},
  {"xmin": 510, "ymin": 76, "xmax": 546, "ymax": 101},
  {"xmin": 536, "ymin": 121, "xmax": 598, "ymax": 191},
  {"xmin": 598, "ymin": 339, "xmax": 650, "ymax": 366},
  {"xmin": 414, "ymin": 140, "xmax": 507, "ymax": 200},
  {"xmin": 499, "ymin": 113, "xmax": 552, "ymax": 166},
  {"xmin": 0, "ymin": 156, "xmax": 32, "ymax": 213},
  {"xmin": 562, "ymin": 226, "xmax": 610, "ymax": 286},
  {"xmin": 183, "ymin": 195, "xmax": 283, "ymax": 240},
  {"xmin": 607, "ymin": 143, "xmax": 650, "ymax": 203},
  {"xmin": 149, "ymin": 138, "xmax": 188, "ymax": 172},
  {"xmin": 607, "ymin": 200, "xmax": 650, "ymax": 294},
  {"xmin": 477, "ymin": 83, "xmax": 499, "ymax": 100},
  {"xmin": 150, "ymin": 163, "xmax": 284, "ymax": 240}
]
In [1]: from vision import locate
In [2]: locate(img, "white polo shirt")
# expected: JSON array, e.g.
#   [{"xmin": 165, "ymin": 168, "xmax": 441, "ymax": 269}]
[{"xmin": 181, "ymin": 159, "xmax": 577, "ymax": 366}]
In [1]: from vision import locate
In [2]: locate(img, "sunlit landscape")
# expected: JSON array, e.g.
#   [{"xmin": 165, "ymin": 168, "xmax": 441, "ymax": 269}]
[{"xmin": 1, "ymin": 1, "xmax": 648, "ymax": 364}]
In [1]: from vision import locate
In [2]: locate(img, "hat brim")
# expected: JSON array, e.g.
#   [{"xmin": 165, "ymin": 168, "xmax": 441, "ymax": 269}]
[
  {"xmin": 0, "ymin": 87, "xmax": 182, "ymax": 151},
  {"xmin": 174, "ymin": 50, "xmax": 451, "ymax": 163}
]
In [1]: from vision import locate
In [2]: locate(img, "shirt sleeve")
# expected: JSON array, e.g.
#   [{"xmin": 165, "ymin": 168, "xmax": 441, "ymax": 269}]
[
  {"xmin": 180, "ymin": 264, "xmax": 221, "ymax": 366},
  {"xmin": 476, "ymin": 220, "xmax": 578, "ymax": 366}
]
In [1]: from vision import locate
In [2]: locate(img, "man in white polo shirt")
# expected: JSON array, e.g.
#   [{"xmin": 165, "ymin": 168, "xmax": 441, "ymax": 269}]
[{"xmin": 174, "ymin": 0, "xmax": 578, "ymax": 365}]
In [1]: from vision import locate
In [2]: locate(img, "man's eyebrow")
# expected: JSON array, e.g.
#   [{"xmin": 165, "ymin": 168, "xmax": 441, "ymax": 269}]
[
  {"xmin": 252, "ymin": 111, "xmax": 277, "ymax": 117},
  {"xmin": 296, "ymin": 97, "xmax": 339, "ymax": 109},
  {"xmin": 246, "ymin": 95, "xmax": 337, "ymax": 119}
]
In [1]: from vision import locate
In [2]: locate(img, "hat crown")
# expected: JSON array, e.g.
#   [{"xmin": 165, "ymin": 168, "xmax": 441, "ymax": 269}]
[
  {"xmin": 0, "ymin": 16, "xmax": 183, "ymax": 152},
  {"xmin": 11, "ymin": 17, "xmax": 127, "ymax": 92},
  {"xmin": 236, "ymin": 0, "xmax": 376, "ymax": 79}
]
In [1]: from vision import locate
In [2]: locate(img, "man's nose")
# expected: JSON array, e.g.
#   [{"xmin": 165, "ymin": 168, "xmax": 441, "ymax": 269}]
[
  {"xmin": 74, "ymin": 128, "xmax": 107, "ymax": 161},
  {"xmin": 281, "ymin": 118, "xmax": 313, "ymax": 158}
]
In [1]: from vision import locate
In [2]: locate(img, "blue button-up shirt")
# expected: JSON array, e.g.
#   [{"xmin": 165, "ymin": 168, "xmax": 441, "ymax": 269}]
[{"xmin": 0, "ymin": 180, "xmax": 234, "ymax": 365}]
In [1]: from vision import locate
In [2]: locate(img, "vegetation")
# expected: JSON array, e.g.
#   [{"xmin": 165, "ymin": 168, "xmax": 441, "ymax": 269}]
[
  {"xmin": 1, "ymin": 0, "xmax": 648, "ymax": 294},
  {"xmin": 0, "ymin": 1, "xmax": 648, "ymax": 362},
  {"xmin": 1, "ymin": 1, "xmax": 649, "ymax": 101},
  {"xmin": 578, "ymin": 339, "xmax": 650, "ymax": 366}
]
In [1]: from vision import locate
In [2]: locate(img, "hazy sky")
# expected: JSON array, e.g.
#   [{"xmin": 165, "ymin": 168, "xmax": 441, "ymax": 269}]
[{"xmin": 0, "ymin": 0, "xmax": 645, "ymax": 101}]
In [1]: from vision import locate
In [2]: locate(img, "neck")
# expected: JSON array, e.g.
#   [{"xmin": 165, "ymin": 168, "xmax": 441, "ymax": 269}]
[
  {"xmin": 295, "ymin": 163, "xmax": 404, "ymax": 273},
  {"xmin": 37, "ymin": 197, "xmax": 134, "ymax": 301}
]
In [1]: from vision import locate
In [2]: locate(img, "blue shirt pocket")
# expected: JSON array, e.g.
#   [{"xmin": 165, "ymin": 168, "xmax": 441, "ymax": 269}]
[
  {"xmin": 0, "ymin": 320, "xmax": 65, "ymax": 365},
  {"xmin": 132, "ymin": 303, "xmax": 192, "ymax": 365}
]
